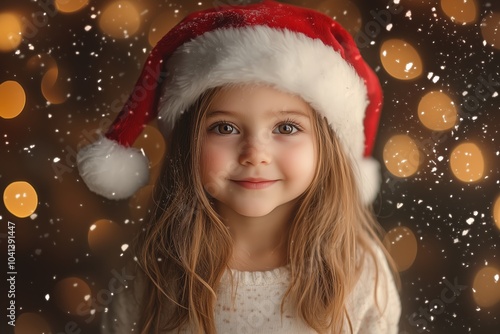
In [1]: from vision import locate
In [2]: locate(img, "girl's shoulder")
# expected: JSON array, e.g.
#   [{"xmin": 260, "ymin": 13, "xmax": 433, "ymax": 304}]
[
  {"xmin": 346, "ymin": 242, "xmax": 401, "ymax": 333},
  {"xmin": 100, "ymin": 262, "xmax": 146, "ymax": 334}
]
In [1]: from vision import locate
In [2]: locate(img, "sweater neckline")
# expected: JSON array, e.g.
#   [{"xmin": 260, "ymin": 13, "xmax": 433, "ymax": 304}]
[{"xmin": 222, "ymin": 265, "xmax": 290, "ymax": 286}]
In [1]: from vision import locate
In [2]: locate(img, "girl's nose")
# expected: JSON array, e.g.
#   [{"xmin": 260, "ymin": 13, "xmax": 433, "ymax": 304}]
[{"xmin": 238, "ymin": 137, "xmax": 272, "ymax": 166}]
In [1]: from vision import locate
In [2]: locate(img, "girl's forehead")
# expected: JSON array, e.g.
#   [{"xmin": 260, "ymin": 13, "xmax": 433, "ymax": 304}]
[{"xmin": 209, "ymin": 84, "xmax": 314, "ymax": 115}]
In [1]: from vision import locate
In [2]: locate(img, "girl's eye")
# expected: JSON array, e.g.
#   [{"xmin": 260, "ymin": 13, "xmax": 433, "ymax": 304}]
[
  {"xmin": 274, "ymin": 123, "xmax": 300, "ymax": 135},
  {"xmin": 210, "ymin": 122, "xmax": 238, "ymax": 135}
]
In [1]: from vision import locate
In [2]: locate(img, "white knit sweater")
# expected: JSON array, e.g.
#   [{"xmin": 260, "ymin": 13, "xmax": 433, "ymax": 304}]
[{"xmin": 101, "ymin": 247, "xmax": 401, "ymax": 333}]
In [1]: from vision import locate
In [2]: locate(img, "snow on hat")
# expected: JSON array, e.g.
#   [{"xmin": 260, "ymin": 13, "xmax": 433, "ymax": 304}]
[{"xmin": 77, "ymin": 0, "xmax": 383, "ymax": 203}]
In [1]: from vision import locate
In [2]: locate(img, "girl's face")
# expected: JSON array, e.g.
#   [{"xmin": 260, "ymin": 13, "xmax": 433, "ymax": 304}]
[{"xmin": 200, "ymin": 84, "xmax": 317, "ymax": 218}]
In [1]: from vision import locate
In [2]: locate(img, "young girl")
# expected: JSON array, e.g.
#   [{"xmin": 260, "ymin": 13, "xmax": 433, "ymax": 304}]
[{"xmin": 77, "ymin": 1, "xmax": 401, "ymax": 333}]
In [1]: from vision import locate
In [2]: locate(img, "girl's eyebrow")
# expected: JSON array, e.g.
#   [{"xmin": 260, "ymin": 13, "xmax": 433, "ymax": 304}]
[
  {"xmin": 206, "ymin": 109, "xmax": 311, "ymax": 119},
  {"xmin": 277, "ymin": 110, "xmax": 311, "ymax": 119},
  {"xmin": 206, "ymin": 110, "xmax": 234, "ymax": 119}
]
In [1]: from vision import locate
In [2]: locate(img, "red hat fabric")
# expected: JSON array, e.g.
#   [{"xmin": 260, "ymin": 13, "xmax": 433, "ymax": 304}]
[{"xmin": 77, "ymin": 0, "xmax": 383, "ymax": 202}]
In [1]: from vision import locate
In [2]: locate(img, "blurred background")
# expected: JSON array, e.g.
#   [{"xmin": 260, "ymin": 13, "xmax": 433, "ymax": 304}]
[{"xmin": 0, "ymin": 0, "xmax": 499, "ymax": 333}]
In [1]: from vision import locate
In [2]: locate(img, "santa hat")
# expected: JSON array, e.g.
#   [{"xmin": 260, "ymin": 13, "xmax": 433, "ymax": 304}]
[{"xmin": 77, "ymin": 0, "xmax": 383, "ymax": 203}]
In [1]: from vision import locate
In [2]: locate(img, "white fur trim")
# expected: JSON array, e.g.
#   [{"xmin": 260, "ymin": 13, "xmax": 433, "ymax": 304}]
[
  {"xmin": 77, "ymin": 137, "xmax": 149, "ymax": 200},
  {"xmin": 158, "ymin": 26, "xmax": 375, "ymax": 202},
  {"xmin": 355, "ymin": 157, "xmax": 381, "ymax": 204}
]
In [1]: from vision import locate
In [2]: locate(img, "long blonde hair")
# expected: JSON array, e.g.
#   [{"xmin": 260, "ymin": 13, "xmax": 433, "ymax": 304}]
[{"xmin": 134, "ymin": 86, "xmax": 398, "ymax": 333}]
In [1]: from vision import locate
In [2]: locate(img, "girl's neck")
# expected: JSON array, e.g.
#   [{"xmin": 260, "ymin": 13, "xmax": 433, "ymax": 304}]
[{"xmin": 215, "ymin": 200, "xmax": 297, "ymax": 271}]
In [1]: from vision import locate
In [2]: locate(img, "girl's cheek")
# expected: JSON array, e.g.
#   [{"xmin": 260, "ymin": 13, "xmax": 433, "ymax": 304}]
[
  {"xmin": 200, "ymin": 143, "xmax": 240, "ymax": 196},
  {"xmin": 280, "ymin": 140, "xmax": 316, "ymax": 172},
  {"xmin": 201, "ymin": 142, "xmax": 234, "ymax": 177}
]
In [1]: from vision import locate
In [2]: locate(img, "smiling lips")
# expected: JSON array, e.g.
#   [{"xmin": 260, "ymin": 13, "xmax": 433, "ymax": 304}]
[{"xmin": 231, "ymin": 178, "xmax": 278, "ymax": 189}]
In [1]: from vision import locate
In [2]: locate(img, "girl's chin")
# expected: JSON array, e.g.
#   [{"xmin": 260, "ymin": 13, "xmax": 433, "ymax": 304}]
[
  {"xmin": 214, "ymin": 202, "xmax": 277, "ymax": 219},
  {"xmin": 232, "ymin": 207, "xmax": 276, "ymax": 218}
]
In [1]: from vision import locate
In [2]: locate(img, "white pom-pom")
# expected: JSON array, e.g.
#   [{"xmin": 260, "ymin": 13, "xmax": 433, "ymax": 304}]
[
  {"xmin": 77, "ymin": 137, "xmax": 149, "ymax": 200},
  {"xmin": 355, "ymin": 157, "xmax": 381, "ymax": 204}
]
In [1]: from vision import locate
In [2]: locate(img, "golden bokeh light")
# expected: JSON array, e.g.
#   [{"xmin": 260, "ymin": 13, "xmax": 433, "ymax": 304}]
[
  {"xmin": 99, "ymin": 1, "xmax": 141, "ymax": 39},
  {"xmin": 383, "ymin": 134, "xmax": 421, "ymax": 178},
  {"xmin": 481, "ymin": 12, "xmax": 500, "ymax": 50},
  {"xmin": 55, "ymin": 0, "xmax": 89, "ymax": 13},
  {"xmin": 53, "ymin": 277, "xmax": 92, "ymax": 316},
  {"xmin": 3, "ymin": 181, "xmax": 38, "ymax": 218},
  {"xmin": 148, "ymin": 9, "xmax": 187, "ymax": 47},
  {"xmin": 27, "ymin": 53, "xmax": 57, "ymax": 70},
  {"xmin": 41, "ymin": 66, "xmax": 69, "ymax": 104},
  {"xmin": 15, "ymin": 312, "xmax": 52, "ymax": 334},
  {"xmin": 472, "ymin": 266, "xmax": 500, "ymax": 308},
  {"xmin": 27, "ymin": 54, "xmax": 70, "ymax": 104},
  {"xmin": 133, "ymin": 125, "xmax": 166, "ymax": 167},
  {"xmin": 450, "ymin": 142, "xmax": 484, "ymax": 182},
  {"xmin": 383, "ymin": 226, "xmax": 418, "ymax": 272},
  {"xmin": 129, "ymin": 185, "xmax": 154, "ymax": 221},
  {"xmin": 148, "ymin": 161, "xmax": 162, "ymax": 186},
  {"xmin": 418, "ymin": 91, "xmax": 457, "ymax": 131},
  {"xmin": 440, "ymin": 0, "xmax": 477, "ymax": 25},
  {"xmin": 316, "ymin": 0, "xmax": 362, "ymax": 34},
  {"xmin": 0, "ymin": 13, "xmax": 22, "ymax": 52},
  {"xmin": 88, "ymin": 219, "xmax": 125, "ymax": 255},
  {"xmin": 380, "ymin": 39, "xmax": 423, "ymax": 80},
  {"xmin": 0, "ymin": 80, "xmax": 26, "ymax": 119},
  {"xmin": 493, "ymin": 195, "xmax": 500, "ymax": 230}
]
